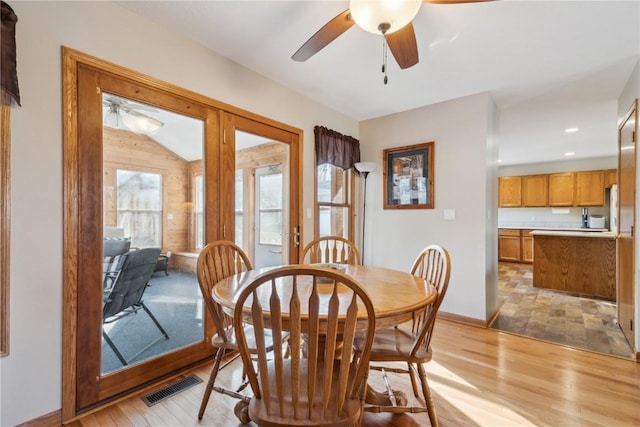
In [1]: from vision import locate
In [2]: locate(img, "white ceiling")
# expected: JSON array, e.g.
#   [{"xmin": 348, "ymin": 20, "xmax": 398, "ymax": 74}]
[{"xmin": 114, "ymin": 0, "xmax": 640, "ymax": 166}]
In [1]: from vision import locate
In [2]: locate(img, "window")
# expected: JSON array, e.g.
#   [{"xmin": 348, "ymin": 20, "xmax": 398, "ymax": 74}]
[
  {"xmin": 194, "ymin": 175, "xmax": 204, "ymax": 249},
  {"xmin": 116, "ymin": 170, "xmax": 162, "ymax": 247},
  {"xmin": 258, "ymin": 172, "xmax": 283, "ymax": 245},
  {"xmin": 317, "ymin": 164, "xmax": 354, "ymax": 239}
]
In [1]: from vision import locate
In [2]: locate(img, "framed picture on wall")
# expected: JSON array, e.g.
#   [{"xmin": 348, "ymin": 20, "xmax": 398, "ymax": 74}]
[{"xmin": 383, "ymin": 141, "xmax": 434, "ymax": 209}]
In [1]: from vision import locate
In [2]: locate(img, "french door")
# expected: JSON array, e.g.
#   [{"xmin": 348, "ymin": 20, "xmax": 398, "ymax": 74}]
[
  {"xmin": 63, "ymin": 48, "xmax": 302, "ymax": 419},
  {"xmin": 221, "ymin": 114, "xmax": 301, "ymax": 266}
]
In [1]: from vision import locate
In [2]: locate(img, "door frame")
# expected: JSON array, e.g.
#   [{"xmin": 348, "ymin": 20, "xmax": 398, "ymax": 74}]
[
  {"xmin": 62, "ymin": 47, "xmax": 303, "ymax": 420},
  {"xmin": 617, "ymin": 99, "xmax": 637, "ymax": 353}
]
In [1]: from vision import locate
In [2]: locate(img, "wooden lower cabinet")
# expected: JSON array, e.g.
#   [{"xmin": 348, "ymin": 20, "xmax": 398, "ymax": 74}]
[
  {"xmin": 521, "ymin": 231, "xmax": 534, "ymax": 262},
  {"xmin": 499, "ymin": 230, "xmax": 521, "ymax": 262},
  {"xmin": 498, "ymin": 229, "xmax": 533, "ymax": 263}
]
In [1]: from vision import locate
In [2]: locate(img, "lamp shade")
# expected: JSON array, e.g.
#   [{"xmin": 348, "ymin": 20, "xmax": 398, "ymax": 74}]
[
  {"xmin": 354, "ymin": 161, "xmax": 377, "ymax": 173},
  {"xmin": 349, "ymin": 0, "xmax": 422, "ymax": 35}
]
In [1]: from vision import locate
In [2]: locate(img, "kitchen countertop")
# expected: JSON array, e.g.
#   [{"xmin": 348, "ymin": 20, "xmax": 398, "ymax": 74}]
[
  {"xmin": 499, "ymin": 226, "xmax": 609, "ymax": 232},
  {"xmin": 529, "ymin": 230, "xmax": 617, "ymax": 238}
]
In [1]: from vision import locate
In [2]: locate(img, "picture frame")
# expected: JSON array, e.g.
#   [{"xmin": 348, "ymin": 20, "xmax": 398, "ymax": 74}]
[{"xmin": 383, "ymin": 141, "xmax": 434, "ymax": 209}]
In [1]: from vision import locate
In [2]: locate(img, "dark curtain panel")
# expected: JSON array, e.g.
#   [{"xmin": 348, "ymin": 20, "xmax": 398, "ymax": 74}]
[
  {"xmin": 314, "ymin": 126, "xmax": 360, "ymax": 170},
  {"xmin": 1, "ymin": 1, "xmax": 20, "ymax": 106}
]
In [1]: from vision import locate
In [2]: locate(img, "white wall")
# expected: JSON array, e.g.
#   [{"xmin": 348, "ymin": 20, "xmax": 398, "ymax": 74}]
[
  {"xmin": 358, "ymin": 93, "xmax": 498, "ymax": 321},
  {"xmin": 0, "ymin": 2, "xmax": 358, "ymax": 425},
  {"xmin": 499, "ymin": 156, "xmax": 618, "ymax": 176},
  {"xmin": 618, "ymin": 59, "xmax": 640, "ymax": 351}
]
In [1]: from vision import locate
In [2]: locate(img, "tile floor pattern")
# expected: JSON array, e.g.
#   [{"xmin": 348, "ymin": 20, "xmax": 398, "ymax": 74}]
[{"xmin": 492, "ymin": 262, "xmax": 633, "ymax": 358}]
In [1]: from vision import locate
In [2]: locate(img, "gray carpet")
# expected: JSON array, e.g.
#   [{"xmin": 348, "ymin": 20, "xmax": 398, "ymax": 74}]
[{"xmin": 101, "ymin": 270, "xmax": 204, "ymax": 374}]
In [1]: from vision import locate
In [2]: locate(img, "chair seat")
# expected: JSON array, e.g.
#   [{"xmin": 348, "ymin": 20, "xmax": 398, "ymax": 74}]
[
  {"xmin": 248, "ymin": 359, "xmax": 362, "ymax": 427},
  {"xmin": 354, "ymin": 326, "xmax": 432, "ymax": 363},
  {"xmin": 211, "ymin": 324, "xmax": 277, "ymax": 354}
]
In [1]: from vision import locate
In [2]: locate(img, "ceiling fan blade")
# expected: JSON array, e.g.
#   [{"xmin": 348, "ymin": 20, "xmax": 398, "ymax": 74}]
[
  {"xmin": 292, "ymin": 9, "xmax": 355, "ymax": 62},
  {"xmin": 123, "ymin": 100, "xmax": 158, "ymax": 113},
  {"xmin": 385, "ymin": 23, "xmax": 419, "ymax": 69}
]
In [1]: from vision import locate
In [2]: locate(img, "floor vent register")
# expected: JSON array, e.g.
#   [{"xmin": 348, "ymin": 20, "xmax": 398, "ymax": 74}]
[{"xmin": 141, "ymin": 375, "xmax": 203, "ymax": 407}]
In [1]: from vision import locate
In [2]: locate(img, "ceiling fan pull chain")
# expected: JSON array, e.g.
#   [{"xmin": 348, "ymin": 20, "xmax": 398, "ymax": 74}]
[{"xmin": 382, "ymin": 35, "xmax": 388, "ymax": 85}]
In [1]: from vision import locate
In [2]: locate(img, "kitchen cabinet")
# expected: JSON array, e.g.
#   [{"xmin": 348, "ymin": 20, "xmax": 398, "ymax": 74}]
[
  {"xmin": 521, "ymin": 230, "xmax": 534, "ymax": 263},
  {"xmin": 500, "ymin": 169, "xmax": 609, "ymax": 208},
  {"xmin": 499, "ymin": 228, "xmax": 534, "ymax": 264},
  {"xmin": 575, "ymin": 170, "xmax": 605, "ymax": 206},
  {"xmin": 499, "ymin": 176, "xmax": 522, "ymax": 207},
  {"xmin": 522, "ymin": 174, "xmax": 548, "ymax": 207},
  {"xmin": 548, "ymin": 172, "xmax": 575, "ymax": 206},
  {"xmin": 498, "ymin": 229, "xmax": 521, "ymax": 261},
  {"xmin": 605, "ymin": 168, "xmax": 617, "ymax": 188}
]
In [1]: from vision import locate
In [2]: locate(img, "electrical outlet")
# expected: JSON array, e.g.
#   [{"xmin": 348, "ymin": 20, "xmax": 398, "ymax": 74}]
[{"xmin": 444, "ymin": 209, "xmax": 456, "ymax": 220}]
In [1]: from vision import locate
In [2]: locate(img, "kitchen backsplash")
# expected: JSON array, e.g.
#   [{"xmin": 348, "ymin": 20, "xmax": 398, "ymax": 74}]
[{"xmin": 498, "ymin": 206, "xmax": 610, "ymax": 229}]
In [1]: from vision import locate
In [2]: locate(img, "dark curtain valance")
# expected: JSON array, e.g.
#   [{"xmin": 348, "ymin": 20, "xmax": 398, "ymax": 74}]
[
  {"xmin": 1, "ymin": 1, "xmax": 20, "ymax": 106},
  {"xmin": 314, "ymin": 125, "xmax": 360, "ymax": 170}
]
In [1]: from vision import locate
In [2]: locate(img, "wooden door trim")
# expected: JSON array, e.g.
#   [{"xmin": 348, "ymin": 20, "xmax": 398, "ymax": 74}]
[
  {"xmin": 617, "ymin": 98, "xmax": 637, "ymax": 353},
  {"xmin": 0, "ymin": 94, "xmax": 11, "ymax": 356},
  {"xmin": 62, "ymin": 47, "xmax": 303, "ymax": 420}
]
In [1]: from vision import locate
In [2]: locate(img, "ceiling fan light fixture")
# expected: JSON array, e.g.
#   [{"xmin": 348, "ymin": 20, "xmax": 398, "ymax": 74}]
[
  {"xmin": 122, "ymin": 109, "xmax": 164, "ymax": 135},
  {"xmin": 349, "ymin": 0, "xmax": 422, "ymax": 35}
]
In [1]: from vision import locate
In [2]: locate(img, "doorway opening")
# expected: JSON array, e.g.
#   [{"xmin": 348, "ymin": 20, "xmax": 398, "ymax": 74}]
[{"xmin": 492, "ymin": 262, "xmax": 633, "ymax": 359}]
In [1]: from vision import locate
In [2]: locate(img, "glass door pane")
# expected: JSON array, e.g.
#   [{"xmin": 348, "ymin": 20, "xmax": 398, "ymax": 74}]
[
  {"xmin": 235, "ymin": 130, "xmax": 290, "ymax": 268},
  {"xmin": 101, "ymin": 93, "xmax": 205, "ymax": 374}
]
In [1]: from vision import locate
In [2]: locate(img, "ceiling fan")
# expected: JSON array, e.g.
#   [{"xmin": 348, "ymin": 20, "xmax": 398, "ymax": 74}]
[
  {"xmin": 292, "ymin": 0, "xmax": 493, "ymax": 81},
  {"xmin": 103, "ymin": 94, "xmax": 164, "ymax": 135}
]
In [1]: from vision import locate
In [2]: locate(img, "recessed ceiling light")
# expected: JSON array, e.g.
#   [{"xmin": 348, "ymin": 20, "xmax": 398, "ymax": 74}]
[
  {"xmin": 565, "ymin": 152, "xmax": 575, "ymax": 156},
  {"xmin": 564, "ymin": 127, "xmax": 579, "ymax": 133},
  {"xmin": 497, "ymin": 159, "xmax": 502, "ymax": 163}
]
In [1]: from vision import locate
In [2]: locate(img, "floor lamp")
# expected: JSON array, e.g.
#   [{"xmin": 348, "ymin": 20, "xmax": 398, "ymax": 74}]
[{"xmin": 354, "ymin": 162, "xmax": 377, "ymax": 264}]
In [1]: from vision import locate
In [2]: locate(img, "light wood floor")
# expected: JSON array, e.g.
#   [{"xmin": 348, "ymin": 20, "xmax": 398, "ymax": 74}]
[{"xmin": 68, "ymin": 319, "xmax": 640, "ymax": 427}]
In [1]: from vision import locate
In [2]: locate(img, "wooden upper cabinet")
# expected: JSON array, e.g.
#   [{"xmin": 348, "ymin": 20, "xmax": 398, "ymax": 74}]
[
  {"xmin": 522, "ymin": 174, "xmax": 548, "ymax": 207},
  {"xmin": 548, "ymin": 172, "xmax": 575, "ymax": 206},
  {"xmin": 499, "ymin": 176, "xmax": 522, "ymax": 207},
  {"xmin": 575, "ymin": 170, "xmax": 605, "ymax": 206},
  {"xmin": 605, "ymin": 169, "xmax": 617, "ymax": 188}
]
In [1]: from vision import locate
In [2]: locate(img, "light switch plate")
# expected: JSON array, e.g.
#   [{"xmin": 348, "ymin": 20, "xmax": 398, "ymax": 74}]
[{"xmin": 444, "ymin": 209, "xmax": 456, "ymax": 220}]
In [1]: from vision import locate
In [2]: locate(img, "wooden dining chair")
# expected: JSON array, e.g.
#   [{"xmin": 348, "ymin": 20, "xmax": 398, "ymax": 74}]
[
  {"xmin": 301, "ymin": 236, "xmax": 362, "ymax": 265},
  {"xmin": 233, "ymin": 265, "xmax": 376, "ymax": 426},
  {"xmin": 356, "ymin": 244, "xmax": 451, "ymax": 427},
  {"xmin": 196, "ymin": 240, "xmax": 274, "ymax": 420}
]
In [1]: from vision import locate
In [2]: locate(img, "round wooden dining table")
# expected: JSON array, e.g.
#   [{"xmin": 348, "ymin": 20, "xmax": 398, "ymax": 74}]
[
  {"xmin": 212, "ymin": 263, "xmax": 438, "ymax": 420},
  {"xmin": 212, "ymin": 264, "xmax": 438, "ymax": 330}
]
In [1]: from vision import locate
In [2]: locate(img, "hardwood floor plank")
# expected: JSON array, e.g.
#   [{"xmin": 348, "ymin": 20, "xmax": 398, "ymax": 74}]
[{"xmin": 75, "ymin": 319, "xmax": 640, "ymax": 427}]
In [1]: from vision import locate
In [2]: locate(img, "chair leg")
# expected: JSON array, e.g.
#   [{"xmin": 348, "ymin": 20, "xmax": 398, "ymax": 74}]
[
  {"xmin": 102, "ymin": 329, "xmax": 128, "ymax": 366},
  {"xmin": 417, "ymin": 363, "xmax": 438, "ymax": 427},
  {"xmin": 141, "ymin": 302, "xmax": 169, "ymax": 338},
  {"xmin": 408, "ymin": 362, "xmax": 420, "ymax": 397},
  {"xmin": 198, "ymin": 347, "xmax": 226, "ymax": 420}
]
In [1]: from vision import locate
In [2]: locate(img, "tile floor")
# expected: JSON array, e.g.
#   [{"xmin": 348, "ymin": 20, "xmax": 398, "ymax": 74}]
[{"xmin": 491, "ymin": 262, "xmax": 633, "ymax": 359}]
